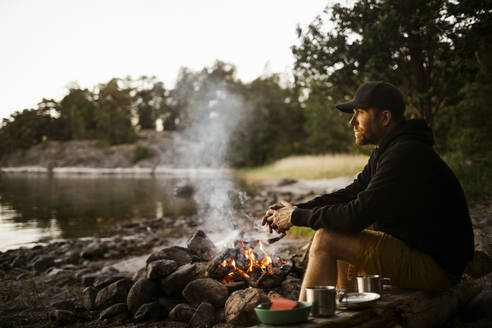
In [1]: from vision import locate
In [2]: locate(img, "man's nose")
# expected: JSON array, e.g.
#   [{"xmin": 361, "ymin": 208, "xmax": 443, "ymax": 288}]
[{"xmin": 349, "ymin": 113, "xmax": 357, "ymax": 126}]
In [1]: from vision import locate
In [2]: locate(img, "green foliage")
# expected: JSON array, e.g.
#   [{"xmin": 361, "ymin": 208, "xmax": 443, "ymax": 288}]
[
  {"xmin": 132, "ymin": 145, "xmax": 155, "ymax": 164},
  {"xmin": 0, "ymin": 107, "xmax": 56, "ymax": 158},
  {"xmin": 444, "ymin": 152, "xmax": 492, "ymax": 204},
  {"xmin": 133, "ymin": 76, "xmax": 170, "ymax": 130},
  {"xmin": 303, "ymin": 83, "xmax": 353, "ymax": 153},
  {"xmin": 59, "ymin": 87, "xmax": 97, "ymax": 140},
  {"xmin": 95, "ymin": 78, "xmax": 136, "ymax": 145},
  {"xmin": 228, "ymin": 74, "xmax": 305, "ymax": 167}
]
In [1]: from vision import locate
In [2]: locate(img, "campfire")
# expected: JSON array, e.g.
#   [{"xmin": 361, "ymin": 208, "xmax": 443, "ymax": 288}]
[{"xmin": 207, "ymin": 237, "xmax": 292, "ymax": 289}]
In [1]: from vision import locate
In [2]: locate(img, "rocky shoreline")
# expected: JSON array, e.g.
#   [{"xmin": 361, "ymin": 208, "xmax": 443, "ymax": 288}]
[{"xmin": 0, "ymin": 180, "xmax": 491, "ymax": 328}]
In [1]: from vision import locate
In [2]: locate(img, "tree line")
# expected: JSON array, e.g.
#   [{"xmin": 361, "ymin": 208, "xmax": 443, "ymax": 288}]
[{"xmin": 1, "ymin": 0, "xmax": 490, "ymax": 176}]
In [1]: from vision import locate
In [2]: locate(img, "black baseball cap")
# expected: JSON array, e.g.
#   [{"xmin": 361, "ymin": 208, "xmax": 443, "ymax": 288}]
[{"xmin": 336, "ymin": 81, "xmax": 405, "ymax": 116}]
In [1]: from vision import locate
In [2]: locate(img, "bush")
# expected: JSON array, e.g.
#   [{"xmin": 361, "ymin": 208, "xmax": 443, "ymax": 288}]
[
  {"xmin": 444, "ymin": 152, "xmax": 492, "ymax": 205},
  {"xmin": 132, "ymin": 145, "xmax": 155, "ymax": 164}
]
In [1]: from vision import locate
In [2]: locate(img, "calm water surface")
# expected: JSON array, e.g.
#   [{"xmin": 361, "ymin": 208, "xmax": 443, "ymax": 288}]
[{"xmin": 0, "ymin": 173, "xmax": 244, "ymax": 251}]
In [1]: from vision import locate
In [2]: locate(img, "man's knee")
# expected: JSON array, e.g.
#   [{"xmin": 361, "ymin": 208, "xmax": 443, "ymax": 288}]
[
  {"xmin": 310, "ymin": 228, "xmax": 336, "ymax": 257},
  {"xmin": 310, "ymin": 228, "xmax": 360, "ymax": 263}
]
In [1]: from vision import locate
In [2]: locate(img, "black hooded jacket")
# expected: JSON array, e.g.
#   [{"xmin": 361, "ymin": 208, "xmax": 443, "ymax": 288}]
[{"xmin": 291, "ymin": 119, "xmax": 474, "ymax": 277}]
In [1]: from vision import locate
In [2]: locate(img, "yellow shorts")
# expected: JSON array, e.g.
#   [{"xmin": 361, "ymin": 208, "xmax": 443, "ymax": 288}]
[{"xmin": 348, "ymin": 229, "xmax": 454, "ymax": 291}]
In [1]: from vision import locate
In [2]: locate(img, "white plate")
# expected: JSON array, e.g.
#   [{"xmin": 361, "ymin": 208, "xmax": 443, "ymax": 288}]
[{"xmin": 336, "ymin": 292, "xmax": 380, "ymax": 310}]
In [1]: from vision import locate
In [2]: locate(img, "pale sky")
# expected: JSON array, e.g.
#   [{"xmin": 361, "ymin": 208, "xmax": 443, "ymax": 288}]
[{"xmin": 0, "ymin": 0, "xmax": 349, "ymax": 120}]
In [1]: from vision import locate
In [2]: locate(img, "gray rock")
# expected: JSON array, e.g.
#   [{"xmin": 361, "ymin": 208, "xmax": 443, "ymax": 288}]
[
  {"xmin": 11, "ymin": 255, "xmax": 26, "ymax": 268},
  {"xmin": 99, "ymin": 303, "xmax": 128, "ymax": 321},
  {"xmin": 215, "ymin": 307, "xmax": 225, "ymax": 323},
  {"xmin": 94, "ymin": 275, "xmax": 127, "ymax": 290},
  {"xmin": 50, "ymin": 300, "xmax": 75, "ymax": 311},
  {"xmin": 82, "ymin": 286, "xmax": 98, "ymax": 310},
  {"xmin": 465, "ymin": 250, "xmax": 492, "ymax": 278},
  {"xmin": 146, "ymin": 259, "xmax": 178, "ymax": 279},
  {"xmin": 175, "ymin": 184, "xmax": 195, "ymax": 198},
  {"xmin": 277, "ymin": 178, "xmax": 298, "ymax": 186},
  {"xmin": 100, "ymin": 266, "xmax": 119, "ymax": 275},
  {"xmin": 64, "ymin": 249, "xmax": 81, "ymax": 264},
  {"xmin": 280, "ymin": 278, "xmax": 301, "ymax": 300},
  {"xmin": 187, "ymin": 230, "xmax": 218, "ymax": 261},
  {"xmin": 81, "ymin": 273, "xmax": 99, "ymax": 287},
  {"xmin": 46, "ymin": 268, "xmax": 69, "ymax": 277},
  {"xmin": 169, "ymin": 303, "xmax": 196, "ymax": 322},
  {"xmin": 160, "ymin": 263, "xmax": 197, "ymax": 296},
  {"xmin": 212, "ymin": 324, "xmax": 234, "ymax": 328},
  {"xmin": 147, "ymin": 246, "xmax": 194, "ymax": 266},
  {"xmin": 157, "ymin": 297, "xmax": 176, "ymax": 314},
  {"xmin": 127, "ymin": 278, "xmax": 160, "ymax": 314},
  {"xmin": 16, "ymin": 272, "xmax": 29, "ymax": 280},
  {"xmin": 134, "ymin": 301, "xmax": 167, "ymax": 322},
  {"xmin": 182, "ymin": 278, "xmax": 228, "ymax": 307},
  {"xmin": 162, "ymin": 320, "xmax": 188, "ymax": 328},
  {"xmin": 225, "ymin": 281, "xmax": 248, "ymax": 294},
  {"xmin": 251, "ymin": 271, "xmax": 284, "ymax": 289},
  {"xmin": 32, "ymin": 255, "xmax": 55, "ymax": 273},
  {"xmin": 189, "ymin": 302, "xmax": 216, "ymax": 328},
  {"xmin": 80, "ymin": 241, "xmax": 108, "ymax": 258},
  {"xmin": 132, "ymin": 267, "xmax": 147, "ymax": 281},
  {"xmin": 193, "ymin": 262, "xmax": 208, "ymax": 279},
  {"xmin": 75, "ymin": 268, "xmax": 92, "ymax": 280},
  {"xmin": 95, "ymin": 278, "xmax": 133, "ymax": 309},
  {"xmin": 49, "ymin": 309, "xmax": 76, "ymax": 325},
  {"xmin": 225, "ymin": 288, "xmax": 269, "ymax": 326}
]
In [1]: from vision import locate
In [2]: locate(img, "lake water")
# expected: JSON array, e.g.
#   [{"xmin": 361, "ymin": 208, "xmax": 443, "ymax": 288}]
[{"xmin": 0, "ymin": 171, "xmax": 246, "ymax": 251}]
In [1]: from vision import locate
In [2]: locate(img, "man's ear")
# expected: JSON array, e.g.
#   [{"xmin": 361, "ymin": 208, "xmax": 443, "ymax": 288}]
[{"xmin": 381, "ymin": 110, "xmax": 392, "ymax": 127}]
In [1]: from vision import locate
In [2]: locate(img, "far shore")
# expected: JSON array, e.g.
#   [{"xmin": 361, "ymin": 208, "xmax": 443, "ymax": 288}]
[{"xmin": 0, "ymin": 166, "xmax": 234, "ymax": 176}]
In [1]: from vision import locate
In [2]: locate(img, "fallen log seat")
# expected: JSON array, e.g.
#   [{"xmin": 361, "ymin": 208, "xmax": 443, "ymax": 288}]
[{"xmin": 254, "ymin": 272, "xmax": 492, "ymax": 328}]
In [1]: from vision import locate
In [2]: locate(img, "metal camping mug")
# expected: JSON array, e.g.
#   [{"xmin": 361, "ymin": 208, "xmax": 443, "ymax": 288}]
[
  {"xmin": 356, "ymin": 275, "xmax": 391, "ymax": 294},
  {"xmin": 306, "ymin": 286, "xmax": 336, "ymax": 317}
]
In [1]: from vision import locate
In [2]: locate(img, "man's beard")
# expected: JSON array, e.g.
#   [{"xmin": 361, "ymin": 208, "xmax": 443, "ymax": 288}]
[{"xmin": 354, "ymin": 128, "xmax": 378, "ymax": 145}]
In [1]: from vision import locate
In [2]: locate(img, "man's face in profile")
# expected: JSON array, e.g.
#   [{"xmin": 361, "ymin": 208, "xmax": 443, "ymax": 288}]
[{"xmin": 349, "ymin": 108, "xmax": 383, "ymax": 146}]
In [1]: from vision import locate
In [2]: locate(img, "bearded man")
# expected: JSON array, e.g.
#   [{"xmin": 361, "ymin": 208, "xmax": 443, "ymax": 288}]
[{"xmin": 262, "ymin": 81, "xmax": 474, "ymax": 300}]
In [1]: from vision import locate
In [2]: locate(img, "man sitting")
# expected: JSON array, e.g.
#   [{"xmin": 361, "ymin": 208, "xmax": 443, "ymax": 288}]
[{"xmin": 262, "ymin": 81, "xmax": 474, "ymax": 301}]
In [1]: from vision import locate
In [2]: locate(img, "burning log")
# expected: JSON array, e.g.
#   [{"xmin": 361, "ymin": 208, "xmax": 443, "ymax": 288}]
[
  {"xmin": 206, "ymin": 238, "xmax": 291, "ymax": 288},
  {"xmin": 250, "ymin": 259, "xmax": 292, "ymax": 289}
]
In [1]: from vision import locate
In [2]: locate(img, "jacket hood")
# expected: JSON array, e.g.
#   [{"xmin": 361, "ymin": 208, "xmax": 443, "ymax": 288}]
[{"xmin": 378, "ymin": 119, "xmax": 434, "ymax": 153}]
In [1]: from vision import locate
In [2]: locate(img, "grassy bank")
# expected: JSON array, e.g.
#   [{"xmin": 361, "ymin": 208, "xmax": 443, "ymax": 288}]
[{"xmin": 236, "ymin": 153, "xmax": 368, "ymax": 184}]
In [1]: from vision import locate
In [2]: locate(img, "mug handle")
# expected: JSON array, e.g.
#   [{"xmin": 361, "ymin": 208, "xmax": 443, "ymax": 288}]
[{"xmin": 336, "ymin": 289, "xmax": 347, "ymax": 303}]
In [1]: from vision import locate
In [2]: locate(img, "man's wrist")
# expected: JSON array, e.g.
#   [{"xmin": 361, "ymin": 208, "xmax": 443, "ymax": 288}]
[{"xmin": 291, "ymin": 207, "xmax": 312, "ymax": 227}]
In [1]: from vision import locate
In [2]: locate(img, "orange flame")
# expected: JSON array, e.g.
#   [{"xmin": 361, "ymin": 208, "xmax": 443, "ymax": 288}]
[{"xmin": 220, "ymin": 239, "xmax": 280, "ymax": 283}]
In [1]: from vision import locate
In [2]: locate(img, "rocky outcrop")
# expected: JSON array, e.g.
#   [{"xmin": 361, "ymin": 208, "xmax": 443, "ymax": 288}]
[
  {"xmin": 95, "ymin": 278, "xmax": 133, "ymax": 309},
  {"xmin": 182, "ymin": 278, "xmax": 228, "ymax": 307},
  {"xmin": 224, "ymin": 288, "xmax": 269, "ymax": 326},
  {"xmin": 127, "ymin": 278, "xmax": 160, "ymax": 314},
  {"xmin": 146, "ymin": 246, "xmax": 194, "ymax": 266}
]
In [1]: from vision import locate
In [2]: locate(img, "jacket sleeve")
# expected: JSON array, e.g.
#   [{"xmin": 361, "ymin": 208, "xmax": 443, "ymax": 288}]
[
  {"xmin": 295, "ymin": 155, "xmax": 373, "ymax": 209},
  {"xmin": 291, "ymin": 144, "xmax": 424, "ymax": 232}
]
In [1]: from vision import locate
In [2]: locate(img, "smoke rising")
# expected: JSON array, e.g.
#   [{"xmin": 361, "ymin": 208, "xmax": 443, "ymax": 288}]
[{"xmin": 172, "ymin": 74, "xmax": 251, "ymax": 237}]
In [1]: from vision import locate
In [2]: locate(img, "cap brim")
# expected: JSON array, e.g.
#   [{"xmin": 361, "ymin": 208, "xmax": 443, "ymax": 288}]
[{"xmin": 335, "ymin": 101, "xmax": 355, "ymax": 113}]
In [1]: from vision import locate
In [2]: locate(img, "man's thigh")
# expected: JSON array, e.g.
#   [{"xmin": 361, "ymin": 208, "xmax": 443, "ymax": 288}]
[
  {"xmin": 313, "ymin": 228, "xmax": 361, "ymax": 263},
  {"xmin": 352, "ymin": 229, "xmax": 452, "ymax": 291}
]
